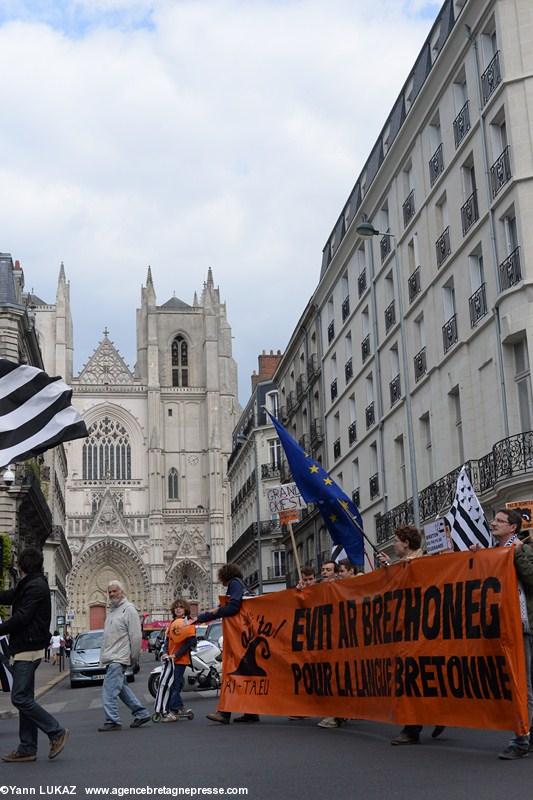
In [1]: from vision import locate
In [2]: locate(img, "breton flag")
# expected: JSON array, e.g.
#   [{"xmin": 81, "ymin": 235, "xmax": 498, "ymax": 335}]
[
  {"xmin": 267, "ymin": 412, "xmax": 364, "ymax": 565},
  {"xmin": 0, "ymin": 360, "xmax": 88, "ymax": 468},
  {"xmin": 446, "ymin": 466, "xmax": 491, "ymax": 550}
]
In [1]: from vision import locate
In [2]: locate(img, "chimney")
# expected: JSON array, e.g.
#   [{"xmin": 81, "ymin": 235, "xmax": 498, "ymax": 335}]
[{"xmin": 251, "ymin": 349, "xmax": 283, "ymax": 389}]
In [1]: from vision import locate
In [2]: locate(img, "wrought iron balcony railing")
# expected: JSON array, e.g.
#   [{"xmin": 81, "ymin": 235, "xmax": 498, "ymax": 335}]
[
  {"xmin": 327, "ymin": 320, "xmax": 335, "ymax": 344},
  {"xmin": 384, "ymin": 299, "xmax": 396, "ymax": 333},
  {"xmin": 390, "ymin": 374, "xmax": 401, "ymax": 406},
  {"xmin": 403, "ymin": 189, "xmax": 415, "ymax": 228},
  {"xmin": 453, "ymin": 100, "xmax": 470, "ymax": 148},
  {"xmin": 352, "ymin": 488, "xmax": 360, "ymax": 508},
  {"xmin": 408, "ymin": 266, "xmax": 421, "ymax": 303},
  {"xmin": 442, "ymin": 313, "xmax": 458, "ymax": 353},
  {"xmin": 299, "ymin": 434, "xmax": 309, "ymax": 452},
  {"xmin": 369, "ymin": 472, "xmax": 380, "ymax": 500},
  {"xmin": 461, "ymin": 190, "xmax": 479, "ymax": 236},
  {"xmin": 499, "ymin": 247, "xmax": 521, "ymax": 291},
  {"xmin": 344, "ymin": 357, "xmax": 353, "ymax": 383},
  {"xmin": 333, "ymin": 438, "xmax": 341, "ymax": 460},
  {"xmin": 287, "ymin": 390, "xmax": 296, "ymax": 411},
  {"xmin": 490, "ymin": 146, "xmax": 511, "ymax": 198},
  {"xmin": 361, "ymin": 334, "xmax": 371, "ymax": 363},
  {"xmin": 414, "ymin": 346, "xmax": 427, "ymax": 382},
  {"xmin": 330, "ymin": 379, "xmax": 338, "ymax": 402},
  {"xmin": 436, "ymin": 226, "xmax": 451, "ymax": 268},
  {"xmin": 310, "ymin": 418, "xmax": 323, "ymax": 444},
  {"xmin": 429, "ymin": 143, "xmax": 444, "ymax": 186},
  {"xmin": 358, "ymin": 269, "xmax": 367, "ymax": 297},
  {"xmin": 469, "ymin": 283, "xmax": 488, "ymax": 327},
  {"xmin": 348, "ymin": 421, "xmax": 357, "ymax": 445},
  {"xmin": 380, "ymin": 234, "xmax": 392, "ymax": 263},
  {"xmin": 279, "ymin": 405, "xmax": 287, "ymax": 422},
  {"xmin": 365, "ymin": 401, "xmax": 375, "ymax": 429},
  {"xmin": 307, "ymin": 353, "xmax": 319, "ymax": 381},
  {"xmin": 342, "ymin": 296, "xmax": 350, "ymax": 322},
  {"xmin": 481, "ymin": 51, "xmax": 502, "ymax": 105},
  {"xmin": 296, "ymin": 374, "xmax": 306, "ymax": 399},
  {"xmin": 261, "ymin": 463, "xmax": 281, "ymax": 479}
]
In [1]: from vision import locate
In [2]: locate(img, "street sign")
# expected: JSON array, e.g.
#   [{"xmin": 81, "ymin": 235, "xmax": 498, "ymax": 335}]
[{"xmin": 267, "ymin": 483, "xmax": 306, "ymax": 514}]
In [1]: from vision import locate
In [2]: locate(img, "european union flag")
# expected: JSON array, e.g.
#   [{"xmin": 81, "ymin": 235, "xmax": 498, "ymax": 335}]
[{"xmin": 268, "ymin": 413, "xmax": 364, "ymax": 565}]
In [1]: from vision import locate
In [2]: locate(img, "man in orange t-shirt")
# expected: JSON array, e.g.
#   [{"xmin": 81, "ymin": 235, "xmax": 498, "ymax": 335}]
[{"xmin": 162, "ymin": 599, "xmax": 196, "ymax": 722}]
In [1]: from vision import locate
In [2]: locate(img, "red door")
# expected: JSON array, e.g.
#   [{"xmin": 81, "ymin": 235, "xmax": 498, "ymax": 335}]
[{"xmin": 89, "ymin": 604, "xmax": 106, "ymax": 630}]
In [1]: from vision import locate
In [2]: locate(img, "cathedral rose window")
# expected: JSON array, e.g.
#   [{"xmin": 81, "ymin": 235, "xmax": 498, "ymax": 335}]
[{"xmin": 82, "ymin": 416, "xmax": 132, "ymax": 481}]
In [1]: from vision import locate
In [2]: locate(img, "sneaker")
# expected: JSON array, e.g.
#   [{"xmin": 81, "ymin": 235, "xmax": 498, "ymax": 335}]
[
  {"xmin": 176, "ymin": 709, "xmax": 193, "ymax": 718},
  {"xmin": 130, "ymin": 716, "xmax": 150, "ymax": 729},
  {"xmin": 432, "ymin": 726, "xmax": 446, "ymax": 739},
  {"xmin": 233, "ymin": 714, "xmax": 260, "ymax": 723},
  {"xmin": 317, "ymin": 717, "xmax": 339, "ymax": 729},
  {"xmin": 391, "ymin": 732, "xmax": 420, "ymax": 745},
  {"xmin": 206, "ymin": 712, "xmax": 230, "ymax": 725},
  {"xmin": 161, "ymin": 713, "xmax": 178, "ymax": 723},
  {"xmin": 2, "ymin": 750, "xmax": 37, "ymax": 763},
  {"xmin": 498, "ymin": 744, "xmax": 529, "ymax": 760},
  {"xmin": 97, "ymin": 723, "xmax": 122, "ymax": 732},
  {"xmin": 48, "ymin": 729, "xmax": 70, "ymax": 760}
]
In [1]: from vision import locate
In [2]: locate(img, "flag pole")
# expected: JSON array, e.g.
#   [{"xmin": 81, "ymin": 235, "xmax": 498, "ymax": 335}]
[
  {"xmin": 287, "ymin": 522, "xmax": 302, "ymax": 584},
  {"xmin": 339, "ymin": 500, "xmax": 380, "ymax": 556}
]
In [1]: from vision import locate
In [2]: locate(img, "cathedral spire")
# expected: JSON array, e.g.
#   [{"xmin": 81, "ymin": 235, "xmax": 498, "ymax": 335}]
[
  {"xmin": 58, "ymin": 261, "xmax": 66, "ymax": 284},
  {"xmin": 145, "ymin": 265, "xmax": 156, "ymax": 305},
  {"xmin": 193, "ymin": 290, "xmax": 199, "ymax": 307},
  {"xmin": 206, "ymin": 267, "xmax": 214, "ymax": 289},
  {"xmin": 146, "ymin": 265, "xmax": 153, "ymax": 286}
]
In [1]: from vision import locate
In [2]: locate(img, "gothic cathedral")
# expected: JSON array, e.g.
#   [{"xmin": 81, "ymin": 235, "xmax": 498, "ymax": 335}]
[{"xmin": 34, "ymin": 265, "xmax": 239, "ymax": 631}]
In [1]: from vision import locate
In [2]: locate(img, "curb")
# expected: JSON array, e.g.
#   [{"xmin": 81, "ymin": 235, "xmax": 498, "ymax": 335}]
[{"xmin": 0, "ymin": 669, "xmax": 69, "ymax": 720}]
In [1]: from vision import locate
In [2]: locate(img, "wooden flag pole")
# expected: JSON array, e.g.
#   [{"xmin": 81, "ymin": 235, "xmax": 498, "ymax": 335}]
[{"xmin": 287, "ymin": 521, "xmax": 302, "ymax": 585}]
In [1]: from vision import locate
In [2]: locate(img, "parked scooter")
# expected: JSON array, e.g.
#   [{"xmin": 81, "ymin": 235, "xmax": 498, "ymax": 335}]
[{"xmin": 148, "ymin": 640, "xmax": 222, "ymax": 704}]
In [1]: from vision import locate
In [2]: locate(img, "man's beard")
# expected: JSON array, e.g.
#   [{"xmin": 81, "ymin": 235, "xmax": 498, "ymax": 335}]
[{"xmin": 109, "ymin": 598, "xmax": 122, "ymax": 607}]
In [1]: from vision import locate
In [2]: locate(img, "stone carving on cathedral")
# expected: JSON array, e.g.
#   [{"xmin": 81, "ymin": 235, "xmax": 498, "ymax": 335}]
[{"xmin": 77, "ymin": 331, "xmax": 134, "ymax": 385}]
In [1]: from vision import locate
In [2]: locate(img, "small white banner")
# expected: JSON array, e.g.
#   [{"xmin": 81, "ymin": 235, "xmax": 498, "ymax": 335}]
[{"xmin": 267, "ymin": 483, "xmax": 307, "ymax": 514}]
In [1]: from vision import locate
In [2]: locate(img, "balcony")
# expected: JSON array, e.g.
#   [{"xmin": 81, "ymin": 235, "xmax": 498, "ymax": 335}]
[
  {"xmin": 384, "ymin": 299, "xmax": 396, "ymax": 333},
  {"xmin": 369, "ymin": 473, "xmax": 380, "ymax": 500},
  {"xmin": 330, "ymin": 379, "xmax": 338, "ymax": 402},
  {"xmin": 436, "ymin": 226, "xmax": 451, "ymax": 268},
  {"xmin": 286, "ymin": 390, "xmax": 296, "ymax": 412},
  {"xmin": 298, "ymin": 434, "xmax": 309, "ymax": 452},
  {"xmin": 429, "ymin": 143, "xmax": 444, "ymax": 186},
  {"xmin": 442, "ymin": 314, "xmax": 458, "ymax": 353},
  {"xmin": 348, "ymin": 421, "xmax": 357, "ymax": 445},
  {"xmin": 408, "ymin": 267, "xmax": 421, "ymax": 303},
  {"xmin": 469, "ymin": 283, "xmax": 488, "ymax": 327},
  {"xmin": 333, "ymin": 438, "xmax": 341, "ymax": 460},
  {"xmin": 481, "ymin": 51, "xmax": 501, "ymax": 105},
  {"xmin": 402, "ymin": 189, "xmax": 415, "ymax": 228},
  {"xmin": 296, "ymin": 374, "xmax": 306, "ymax": 399},
  {"xmin": 413, "ymin": 347, "xmax": 427, "ymax": 382},
  {"xmin": 342, "ymin": 296, "xmax": 350, "ymax": 322},
  {"xmin": 344, "ymin": 357, "xmax": 353, "ymax": 383},
  {"xmin": 327, "ymin": 321, "xmax": 335, "ymax": 344},
  {"xmin": 365, "ymin": 401, "xmax": 375, "ymax": 429},
  {"xmin": 261, "ymin": 463, "xmax": 280, "ymax": 480},
  {"xmin": 499, "ymin": 247, "xmax": 521, "ymax": 291},
  {"xmin": 380, "ymin": 234, "xmax": 392, "ymax": 263},
  {"xmin": 390, "ymin": 374, "xmax": 401, "ymax": 406},
  {"xmin": 461, "ymin": 190, "xmax": 479, "ymax": 236},
  {"xmin": 307, "ymin": 353, "xmax": 319, "ymax": 381},
  {"xmin": 358, "ymin": 270, "xmax": 367, "ymax": 297},
  {"xmin": 490, "ymin": 146, "xmax": 511, "ymax": 199},
  {"xmin": 310, "ymin": 418, "xmax": 323, "ymax": 445},
  {"xmin": 453, "ymin": 100, "xmax": 471, "ymax": 148},
  {"xmin": 361, "ymin": 334, "xmax": 371, "ymax": 363},
  {"xmin": 352, "ymin": 488, "xmax": 360, "ymax": 508}
]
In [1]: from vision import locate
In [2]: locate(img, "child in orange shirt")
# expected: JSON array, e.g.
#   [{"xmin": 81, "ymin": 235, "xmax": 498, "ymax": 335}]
[{"xmin": 161, "ymin": 598, "xmax": 197, "ymax": 722}]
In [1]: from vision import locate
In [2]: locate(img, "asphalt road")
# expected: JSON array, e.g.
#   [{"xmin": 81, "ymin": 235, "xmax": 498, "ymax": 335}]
[{"xmin": 0, "ymin": 656, "xmax": 531, "ymax": 800}]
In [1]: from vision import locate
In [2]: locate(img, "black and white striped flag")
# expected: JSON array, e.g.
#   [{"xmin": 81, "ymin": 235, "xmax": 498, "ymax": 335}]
[
  {"xmin": 446, "ymin": 466, "xmax": 491, "ymax": 550},
  {"xmin": 0, "ymin": 360, "xmax": 88, "ymax": 468}
]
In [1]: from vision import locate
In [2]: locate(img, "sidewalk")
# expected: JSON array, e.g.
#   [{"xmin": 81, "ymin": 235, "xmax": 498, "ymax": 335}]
[{"xmin": 0, "ymin": 657, "xmax": 69, "ymax": 719}]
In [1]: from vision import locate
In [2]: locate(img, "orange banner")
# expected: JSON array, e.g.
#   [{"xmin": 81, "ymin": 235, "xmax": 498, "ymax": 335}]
[{"xmin": 219, "ymin": 549, "xmax": 528, "ymax": 732}]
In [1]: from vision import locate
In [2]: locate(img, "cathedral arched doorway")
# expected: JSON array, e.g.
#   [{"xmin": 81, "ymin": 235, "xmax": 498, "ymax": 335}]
[
  {"xmin": 67, "ymin": 538, "xmax": 151, "ymax": 633},
  {"xmin": 167, "ymin": 560, "xmax": 210, "ymax": 618}
]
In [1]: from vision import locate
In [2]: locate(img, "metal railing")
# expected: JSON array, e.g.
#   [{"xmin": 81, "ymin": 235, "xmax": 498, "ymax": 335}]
[
  {"xmin": 327, "ymin": 321, "xmax": 335, "ymax": 344},
  {"xmin": 469, "ymin": 283, "xmax": 488, "ymax": 327},
  {"xmin": 296, "ymin": 374, "xmax": 306, "ymax": 399},
  {"xmin": 499, "ymin": 247, "xmax": 521, "ymax": 291},
  {"xmin": 481, "ymin": 51, "xmax": 502, "ymax": 105},
  {"xmin": 344, "ymin": 357, "xmax": 353, "ymax": 383},
  {"xmin": 348, "ymin": 421, "xmax": 357, "ymax": 445},
  {"xmin": 352, "ymin": 488, "xmax": 360, "ymax": 508},
  {"xmin": 380, "ymin": 234, "xmax": 392, "ymax": 263},
  {"xmin": 408, "ymin": 267, "xmax": 421, "ymax": 303},
  {"xmin": 307, "ymin": 353, "xmax": 319, "ymax": 381},
  {"xmin": 361, "ymin": 334, "xmax": 371, "ymax": 363},
  {"xmin": 310, "ymin": 418, "xmax": 323, "ymax": 444},
  {"xmin": 365, "ymin": 401, "xmax": 375, "ymax": 429},
  {"xmin": 442, "ymin": 314, "xmax": 458, "ymax": 353},
  {"xmin": 358, "ymin": 270, "xmax": 367, "ymax": 297},
  {"xmin": 453, "ymin": 100, "xmax": 470, "ymax": 148},
  {"xmin": 333, "ymin": 438, "xmax": 341, "ymax": 460},
  {"xmin": 390, "ymin": 374, "xmax": 401, "ymax": 406},
  {"xmin": 436, "ymin": 226, "xmax": 451, "ymax": 268},
  {"xmin": 461, "ymin": 190, "xmax": 479, "ymax": 236},
  {"xmin": 403, "ymin": 189, "xmax": 415, "ymax": 228},
  {"xmin": 261, "ymin": 463, "xmax": 280, "ymax": 479},
  {"xmin": 330, "ymin": 379, "xmax": 338, "ymax": 402},
  {"xmin": 342, "ymin": 296, "xmax": 350, "ymax": 322},
  {"xmin": 429, "ymin": 143, "xmax": 444, "ymax": 186},
  {"xmin": 413, "ymin": 347, "xmax": 427, "ymax": 382},
  {"xmin": 369, "ymin": 473, "xmax": 380, "ymax": 500},
  {"xmin": 384, "ymin": 299, "xmax": 396, "ymax": 333},
  {"xmin": 490, "ymin": 146, "xmax": 511, "ymax": 198}
]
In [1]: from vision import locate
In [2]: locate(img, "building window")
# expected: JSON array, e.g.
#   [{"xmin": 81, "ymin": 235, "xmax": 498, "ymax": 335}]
[
  {"xmin": 82, "ymin": 416, "xmax": 132, "ymax": 481},
  {"xmin": 269, "ymin": 438, "xmax": 281, "ymax": 468},
  {"xmin": 514, "ymin": 339, "xmax": 533, "ymax": 432},
  {"xmin": 168, "ymin": 467, "xmax": 179, "ymax": 500},
  {"xmin": 272, "ymin": 550, "xmax": 286, "ymax": 578},
  {"xmin": 420, "ymin": 412, "xmax": 433, "ymax": 485},
  {"xmin": 171, "ymin": 335, "xmax": 189, "ymax": 387}
]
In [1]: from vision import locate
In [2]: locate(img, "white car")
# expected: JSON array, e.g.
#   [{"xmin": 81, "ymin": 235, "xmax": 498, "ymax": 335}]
[{"xmin": 69, "ymin": 629, "xmax": 135, "ymax": 688}]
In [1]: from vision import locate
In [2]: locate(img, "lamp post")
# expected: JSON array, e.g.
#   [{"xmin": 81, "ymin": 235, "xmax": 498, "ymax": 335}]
[{"xmin": 356, "ymin": 223, "xmax": 421, "ymax": 529}]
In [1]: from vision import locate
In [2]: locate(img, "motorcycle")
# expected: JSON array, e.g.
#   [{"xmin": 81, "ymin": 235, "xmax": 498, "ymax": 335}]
[{"xmin": 148, "ymin": 639, "xmax": 222, "ymax": 700}]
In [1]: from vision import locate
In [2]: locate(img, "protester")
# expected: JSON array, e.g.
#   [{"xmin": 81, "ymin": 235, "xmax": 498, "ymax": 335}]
[
  {"xmin": 320, "ymin": 560, "xmax": 338, "ymax": 581},
  {"xmin": 195, "ymin": 563, "xmax": 259, "ymax": 725},
  {"xmin": 337, "ymin": 559, "xmax": 356, "ymax": 579},
  {"xmin": 296, "ymin": 566, "xmax": 317, "ymax": 590},
  {"xmin": 0, "ymin": 547, "xmax": 69, "ymax": 762},
  {"xmin": 161, "ymin": 598, "xmax": 196, "ymax": 722},
  {"xmin": 471, "ymin": 508, "xmax": 533, "ymax": 759},
  {"xmin": 98, "ymin": 580, "xmax": 150, "ymax": 732}
]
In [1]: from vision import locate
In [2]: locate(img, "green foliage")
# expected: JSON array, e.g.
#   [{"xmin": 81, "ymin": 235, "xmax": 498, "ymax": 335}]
[{"xmin": 0, "ymin": 532, "xmax": 12, "ymax": 591}]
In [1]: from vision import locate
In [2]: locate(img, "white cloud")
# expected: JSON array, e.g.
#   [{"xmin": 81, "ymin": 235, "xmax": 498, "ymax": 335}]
[{"xmin": 0, "ymin": 0, "xmax": 438, "ymax": 402}]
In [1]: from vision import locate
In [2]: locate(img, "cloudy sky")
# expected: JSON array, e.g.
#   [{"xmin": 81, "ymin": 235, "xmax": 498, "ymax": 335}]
[{"xmin": 0, "ymin": 0, "xmax": 441, "ymax": 402}]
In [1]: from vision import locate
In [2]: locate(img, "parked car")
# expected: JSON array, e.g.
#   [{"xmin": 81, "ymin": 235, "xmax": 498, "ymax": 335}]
[
  {"xmin": 147, "ymin": 630, "xmax": 161, "ymax": 653},
  {"xmin": 205, "ymin": 621, "xmax": 223, "ymax": 648},
  {"xmin": 69, "ymin": 629, "xmax": 135, "ymax": 688}
]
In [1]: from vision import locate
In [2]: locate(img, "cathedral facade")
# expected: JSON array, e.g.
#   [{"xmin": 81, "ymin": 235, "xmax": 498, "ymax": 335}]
[{"xmin": 34, "ymin": 266, "xmax": 239, "ymax": 632}]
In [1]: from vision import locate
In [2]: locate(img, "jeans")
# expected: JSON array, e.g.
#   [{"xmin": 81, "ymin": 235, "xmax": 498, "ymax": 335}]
[
  {"xmin": 11, "ymin": 660, "xmax": 64, "ymax": 755},
  {"xmin": 169, "ymin": 663, "xmax": 187, "ymax": 712},
  {"xmin": 511, "ymin": 633, "xmax": 533, "ymax": 749},
  {"xmin": 102, "ymin": 662, "xmax": 149, "ymax": 725}
]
